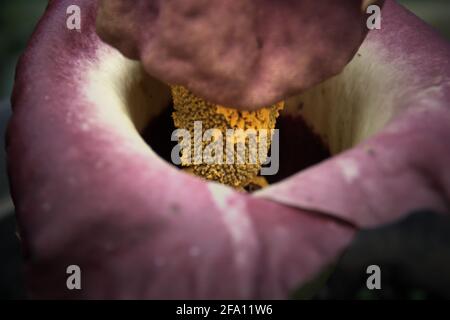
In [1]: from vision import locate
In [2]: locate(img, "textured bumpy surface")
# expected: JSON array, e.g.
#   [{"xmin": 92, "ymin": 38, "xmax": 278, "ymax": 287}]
[
  {"xmin": 96, "ymin": 0, "xmax": 384, "ymax": 108},
  {"xmin": 7, "ymin": 0, "xmax": 450, "ymax": 299},
  {"xmin": 171, "ymin": 85, "xmax": 283, "ymax": 189}
]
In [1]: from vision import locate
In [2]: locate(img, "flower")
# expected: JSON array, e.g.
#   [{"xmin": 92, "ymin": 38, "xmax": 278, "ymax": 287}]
[
  {"xmin": 171, "ymin": 85, "xmax": 284, "ymax": 189},
  {"xmin": 7, "ymin": 0, "xmax": 450, "ymax": 299}
]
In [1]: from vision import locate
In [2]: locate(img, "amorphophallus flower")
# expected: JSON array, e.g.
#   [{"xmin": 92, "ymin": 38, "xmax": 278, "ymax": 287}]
[{"xmin": 6, "ymin": 0, "xmax": 450, "ymax": 299}]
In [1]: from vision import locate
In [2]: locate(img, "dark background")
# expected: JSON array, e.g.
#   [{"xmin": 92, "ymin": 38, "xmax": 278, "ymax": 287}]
[{"xmin": 0, "ymin": 0, "xmax": 449, "ymax": 299}]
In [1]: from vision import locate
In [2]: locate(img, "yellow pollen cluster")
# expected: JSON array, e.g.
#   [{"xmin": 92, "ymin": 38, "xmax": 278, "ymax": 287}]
[{"xmin": 171, "ymin": 85, "xmax": 284, "ymax": 190}]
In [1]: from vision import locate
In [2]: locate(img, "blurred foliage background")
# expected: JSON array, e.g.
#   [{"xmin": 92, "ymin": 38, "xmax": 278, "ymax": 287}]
[{"xmin": 0, "ymin": 0, "xmax": 450, "ymax": 101}]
